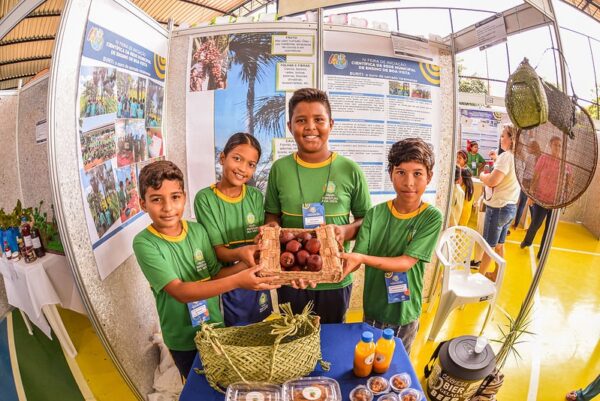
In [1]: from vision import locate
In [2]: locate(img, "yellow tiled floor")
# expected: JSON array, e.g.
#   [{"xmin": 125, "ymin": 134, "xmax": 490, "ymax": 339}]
[{"xmin": 63, "ymin": 220, "xmax": 599, "ymax": 400}]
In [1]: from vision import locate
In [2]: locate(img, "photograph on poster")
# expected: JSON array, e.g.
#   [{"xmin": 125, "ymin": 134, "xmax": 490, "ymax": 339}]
[
  {"xmin": 78, "ymin": 65, "xmax": 117, "ymax": 119},
  {"xmin": 116, "ymin": 71, "xmax": 147, "ymax": 119},
  {"xmin": 115, "ymin": 119, "xmax": 147, "ymax": 167},
  {"xmin": 80, "ymin": 124, "xmax": 117, "ymax": 172},
  {"xmin": 389, "ymin": 80, "xmax": 410, "ymax": 96},
  {"xmin": 145, "ymin": 80, "xmax": 164, "ymax": 128},
  {"xmin": 212, "ymin": 32, "xmax": 286, "ymax": 191},
  {"xmin": 80, "ymin": 160, "xmax": 120, "ymax": 239},
  {"xmin": 189, "ymin": 35, "xmax": 230, "ymax": 91},
  {"xmin": 135, "ymin": 156, "xmax": 165, "ymax": 185},
  {"xmin": 116, "ymin": 165, "xmax": 141, "ymax": 223},
  {"xmin": 410, "ymin": 84, "xmax": 431, "ymax": 99},
  {"xmin": 146, "ymin": 128, "xmax": 164, "ymax": 159}
]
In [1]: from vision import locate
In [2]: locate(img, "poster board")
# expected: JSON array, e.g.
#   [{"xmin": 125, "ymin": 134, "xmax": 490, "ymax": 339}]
[
  {"xmin": 74, "ymin": 0, "xmax": 168, "ymax": 279},
  {"xmin": 185, "ymin": 24, "xmax": 317, "ymax": 216},
  {"xmin": 459, "ymin": 107, "xmax": 509, "ymax": 161}
]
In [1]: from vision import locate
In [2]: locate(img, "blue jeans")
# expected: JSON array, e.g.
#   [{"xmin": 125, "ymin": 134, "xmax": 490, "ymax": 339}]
[
  {"xmin": 522, "ymin": 204, "xmax": 551, "ymax": 257},
  {"xmin": 483, "ymin": 203, "xmax": 517, "ymax": 247}
]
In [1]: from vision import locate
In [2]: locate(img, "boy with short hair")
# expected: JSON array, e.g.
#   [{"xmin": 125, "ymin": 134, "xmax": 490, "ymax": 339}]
[
  {"xmin": 133, "ymin": 160, "xmax": 279, "ymax": 378},
  {"xmin": 265, "ymin": 88, "xmax": 371, "ymax": 323},
  {"xmin": 341, "ymin": 138, "xmax": 443, "ymax": 353}
]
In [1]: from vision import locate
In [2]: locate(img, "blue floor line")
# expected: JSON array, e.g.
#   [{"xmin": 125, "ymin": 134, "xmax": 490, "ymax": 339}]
[{"xmin": 0, "ymin": 314, "xmax": 19, "ymax": 401}]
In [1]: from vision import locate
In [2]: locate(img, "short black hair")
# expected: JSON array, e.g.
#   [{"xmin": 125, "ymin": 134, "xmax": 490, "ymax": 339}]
[
  {"xmin": 138, "ymin": 160, "xmax": 184, "ymax": 200},
  {"xmin": 223, "ymin": 132, "xmax": 262, "ymax": 161},
  {"xmin": 387, "ymin": 138, "xmax": 435, "ymax": 175},
  {"xmin": 288, "ymin": 88, "xmax": 332, "ymax": 120}
]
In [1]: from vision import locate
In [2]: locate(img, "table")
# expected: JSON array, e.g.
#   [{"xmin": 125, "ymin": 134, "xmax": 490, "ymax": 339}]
[
  {"xmin": 0, "ymin": 253, "xmax": 86, "ymax": 358},
  {"xmin": 180, "ymin": 323, "xmax": 424, "ymax": 401}
]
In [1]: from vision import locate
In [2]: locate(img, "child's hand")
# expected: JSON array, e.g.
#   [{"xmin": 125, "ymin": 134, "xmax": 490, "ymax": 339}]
[
  {"xmin": 235, "ymin": 266, "xmax": 280, "ymax": 291},
  {"xmin": 332, "ymin": 224, "xmax": 346, "ymax": 247},
  {"xmin": 288, "ymin": 278, "xmax": 317, "ymax": 290},
  {"xmin": 237, "ymin": 244, "xmax": 259, "ymax": 266},
  {"xmin": 340, "ymin": 252, "xmax": 364, "ymax": 277}
]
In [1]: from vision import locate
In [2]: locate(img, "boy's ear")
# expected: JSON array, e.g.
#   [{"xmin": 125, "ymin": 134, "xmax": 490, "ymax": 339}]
[
  {"xmin": 329, "ymin": 118, "xmax": 334, "ymax": 129},
  {"xmin": 139, "ymin": 197, "xmax": 147, "ymax": 212},
  {"xmin": 427, "ymin": 171, "xmax": 433, "ymax": 184},
  {"xmin": 287, "ymin": 120, "xmax": 292, "ymax": 133}
]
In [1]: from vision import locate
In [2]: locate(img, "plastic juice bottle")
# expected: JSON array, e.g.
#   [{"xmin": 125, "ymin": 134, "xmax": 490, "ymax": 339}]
[
  {"xmin": 354, "ymin": 331, "xmax": 376, "ymax": 377},
  {"xmin": 373, "ymin": 328, "xmax": 396, "ymax": 373}
]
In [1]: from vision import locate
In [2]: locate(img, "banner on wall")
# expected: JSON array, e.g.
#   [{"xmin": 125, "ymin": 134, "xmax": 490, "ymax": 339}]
[
  {"xmin": 185, "ymin": 29, "xmax": 317, "ymax": 215},
  {"xmin": 459, "ymin": 108, "xmax": 509, "ymax": 161},
  {"xmin": 75, "ymin": 1, "xmax": 167, "ymax": 280}
]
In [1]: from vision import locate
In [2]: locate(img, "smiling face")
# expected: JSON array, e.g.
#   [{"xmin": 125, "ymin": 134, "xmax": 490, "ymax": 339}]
[
  {"xmin": 140, "ymin": 179, "xmax": 186, "ymax": 236},
  {"xmin": 288, "ymin": 101, "xmax": 333, "ymax": 162},
  {"xmin": 219, "ymin": 143, "xmax": 259, "ymax": 188},
  {"xmin": 390, "ymin": 161, "xmax": 432, "ymax": 210}
]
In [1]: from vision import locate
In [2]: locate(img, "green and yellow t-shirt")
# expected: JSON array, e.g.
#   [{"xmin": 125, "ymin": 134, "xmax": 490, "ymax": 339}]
[
  {"xmin": 133, "ymin": 220, "xmax": 223, "ymax": 351},
  {"xmin": 194, "ymin": 184, "xmax": 263, "ymax": 249},
  {"xmin": 353, "ymin": 201, "xmax": 442, "ymax": 326},
  {"xmin": 265, "ymin": 152, "xmax": 372, "ymax": 290}
]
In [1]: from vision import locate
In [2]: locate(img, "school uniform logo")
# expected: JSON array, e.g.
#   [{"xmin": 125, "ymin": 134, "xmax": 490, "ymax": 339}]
[
  {"xmin": 322, "ymin": 180, "xmax": 339, "ymax": 203},
  {"xmin": 246, "ymin": 212, "xmax": 256, "ymax": 225},
  {"xmin": 258, "ymin": 292, "xmax": 269, "ymax": 313},
  {"xmin": 246, "ymin": 212, "xmax": 259, "ymax": 235},
  {"xmin": 193, "ymin": 249, "xmax": 207, "ymax": 272}
]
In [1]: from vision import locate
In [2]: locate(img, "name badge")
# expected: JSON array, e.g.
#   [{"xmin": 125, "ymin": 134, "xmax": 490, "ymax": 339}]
[
  {"xmin": 471, "ymin": 161, "xmax": 477, "ymax": 170},
  {"xmin": 385, "ymin": 272, "xmax": 410, "ymax": 303},
  {"xmin": 187, "ymin": 300, "xmax": 210, "ymax": 327},
  {"xmin": 302, "ymin": 202, "xmax": 325, "ymax": 229}
]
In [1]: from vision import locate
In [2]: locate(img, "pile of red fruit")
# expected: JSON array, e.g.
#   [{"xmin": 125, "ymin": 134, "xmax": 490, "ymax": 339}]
[{"xmin": 279, "ymin": 231, "xmax": 323, "ymax": 272}]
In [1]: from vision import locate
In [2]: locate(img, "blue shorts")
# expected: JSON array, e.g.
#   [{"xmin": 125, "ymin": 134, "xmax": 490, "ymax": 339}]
[
  {"xmin": 222, "ymin": 289, "xmax": 272, "ymax": 327},
  {"xmin": 483, "ymin": 203, "xmax": 517, "ymax": 247}
]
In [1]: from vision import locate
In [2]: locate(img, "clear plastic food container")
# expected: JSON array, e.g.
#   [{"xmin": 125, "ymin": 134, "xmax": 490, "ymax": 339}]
[
  {"xmin": 377, "ymin": 393, "xmax": 399, "ymax": 401},
  {"xmin": 389, "ymin": 373, "xmax": 411, "ymax": 392},
  {"xmin": 283, "ymin": 376, "xmax": 342, "ymax": 401},
  {"xmin": 225, "ymin": 382, "xmax": 282, "ymax": 401},
  {"xmin": 366, "ymin": 376, "xmax": 390, "ymax": 395},
  {"xmin": 398, "ymin": 388, "xmax": 422, "ymax": 401},
  {"xmin": 349, "ymin": 385, "xmax": 374, "ymax": 401}
]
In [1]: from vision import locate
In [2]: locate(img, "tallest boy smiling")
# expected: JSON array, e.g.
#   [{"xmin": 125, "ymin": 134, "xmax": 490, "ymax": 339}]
[{"xmin": 265, "ymin": 88, "xmax": 371, "ymax": 323}]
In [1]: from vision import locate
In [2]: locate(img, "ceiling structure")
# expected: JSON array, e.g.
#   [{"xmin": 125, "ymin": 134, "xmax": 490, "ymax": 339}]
[{"xmin": 0, "ymin": 0, "xmax": 598, "ymax": 90}]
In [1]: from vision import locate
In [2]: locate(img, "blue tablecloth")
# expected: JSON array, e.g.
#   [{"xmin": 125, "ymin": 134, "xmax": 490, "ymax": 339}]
[{"xmin": 180, "ymin": 322, "xmax": 423, "ymax": 401}]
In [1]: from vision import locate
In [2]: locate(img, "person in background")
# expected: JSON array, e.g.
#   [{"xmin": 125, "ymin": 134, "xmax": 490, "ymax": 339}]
[
  {"xmin": 264, "ymin": 88, "xmax": 371, "ymax": 323},
  {"xmin": 513, "ymin": 140, "xmax": 541, "ymax": 229},
  {"xmin": 194, "ymin": 133, "xmax": 274, "ymax": 326},
  {"xmin": 566, "ymin": 375, "xmax": 600, "ymax": 401},
  {"xmin": 457, "ymin": 149, "xmax": 468, "ymax": 169},
  {"xmin": 467, "ymin": 140, "xmax": 486, "ymax": 175},
  {"xmin": 133, "ymin": 160, "xmax": 279, "ymax": 378},
  {"xmin": 339, "ymin": 138, "xmax": 443, "ymax": 354},
  {"xmin": 458, "ymin": 168, "xmax": 475, "ymax": 226},
  {"xmin": 450, "ymin": 166, "xmax": 465, "ymax": 226},
  {"xmin": 477, "ymin": 125, "xmax": 520, "ymax": 280}
]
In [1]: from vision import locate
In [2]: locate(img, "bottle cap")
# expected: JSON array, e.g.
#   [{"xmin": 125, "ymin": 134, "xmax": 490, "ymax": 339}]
[
  {"xmin": 382, "ymin": 328, "xmax": 394, "ymax": 340},
  {"xmin": 361, "ymin": 331, "xmax": 374, "ymax": 342},
  {"xmin": 474, "ymin": 336, "xmax": 488, "ymax": 353}
]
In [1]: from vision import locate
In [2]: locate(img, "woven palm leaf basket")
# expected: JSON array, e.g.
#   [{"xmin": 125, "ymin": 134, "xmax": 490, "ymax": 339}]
[
  {"xmin": 257, "ymin": 225, "xmax": 343, "ymax": 285},
  {"xmin": 194, "ymin": 303, "xmax": 329, "ymax": 393}
]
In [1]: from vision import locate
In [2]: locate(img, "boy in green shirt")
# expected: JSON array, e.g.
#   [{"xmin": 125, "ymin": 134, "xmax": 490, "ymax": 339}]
[
  {"xmin": 265, "ymin": 88, "xmax": 371, "ymax": 323},
  {"xmin": 341, "ymin": 138, "xmax": 443, "ymax": 353},
  {"xmin": 133, "ymin": 161, "xmax": 279, "ymax": 378}
]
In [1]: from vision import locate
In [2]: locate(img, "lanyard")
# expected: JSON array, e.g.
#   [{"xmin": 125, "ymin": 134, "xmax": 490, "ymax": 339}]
[{"xmin": 294, "ymin": 152, "xmax": 333, "ymax": 204}]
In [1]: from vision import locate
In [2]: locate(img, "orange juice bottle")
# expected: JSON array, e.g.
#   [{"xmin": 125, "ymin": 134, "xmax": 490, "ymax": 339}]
[
  {"xmin": 373, "ymin": 328, "xmax": 396, "ymax": 373},
  {"xmin": 354, "ymin": 331, "xmax": 376, "ymax": 377}
]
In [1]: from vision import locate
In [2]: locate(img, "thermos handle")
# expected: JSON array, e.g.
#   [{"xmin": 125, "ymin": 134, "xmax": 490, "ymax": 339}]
[{"xmin": 424, "ymin": 340, "xmax": 446, "ymax": 378}]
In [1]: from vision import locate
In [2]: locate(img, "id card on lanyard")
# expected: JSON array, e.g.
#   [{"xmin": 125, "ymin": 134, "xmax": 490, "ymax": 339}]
[
  {"xmin": 187, "ymin": 300, "xmax": 210, "ymax": 327},
  {"xmin": 384, "ymin": 272, "xmax": 410, "ymax": 303},
  {"xmin": 302, "ymin": 202, "xmax": 325, "ymax": 228}
]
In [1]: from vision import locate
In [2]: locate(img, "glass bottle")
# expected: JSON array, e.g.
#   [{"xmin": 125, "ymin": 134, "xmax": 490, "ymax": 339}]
[{"xmin": 31, "ymin": 226, "xmax": 45, "ymax": 258}]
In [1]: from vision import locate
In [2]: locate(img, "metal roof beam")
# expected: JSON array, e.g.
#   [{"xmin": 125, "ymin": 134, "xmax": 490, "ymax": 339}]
[
  {"xmin": 0, "ymin": 0, "xmax": 46, "ymax": 41},
  {"xmin": 0, "ymin": 54, "xmax": 51, "ymax": 66},
  {"xmin": 26, "ymin": 11, "xmax": 62, "ymax": 18},
  {"xmin": 177, "ymin": 0, "xmax": 233, "ymax": 15},
  {"xmin": 0, "ymin": 72, "xmax": 35, "ymax": 83},
  {"xmin": 0, "ymin": 34, "xmax": 55, "ymax": 46}
]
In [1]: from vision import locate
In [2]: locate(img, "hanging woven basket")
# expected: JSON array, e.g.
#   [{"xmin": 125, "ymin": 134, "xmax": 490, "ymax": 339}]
[
  {"xmin": 194, "ymin": 303, "xmax": 329, "ymax": 393},
  {"xmin": 505, "ymin": 58, "xmax": 548, "ymax": 129}
]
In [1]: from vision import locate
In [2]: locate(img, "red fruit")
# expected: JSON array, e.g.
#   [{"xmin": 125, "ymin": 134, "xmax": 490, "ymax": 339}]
[
  {"xmin": 279, "ymin": 231, "xmax": 295, "ymax": 244},
  {"xmin": 280, "ymin": 252, "xmax": 295, "ymax": 268},
  {"xmin": 285, "ymin": 240, "xmax": 302, "ymax": 253},
  {"xmin": 296, "ymin": 249, "xmax": 310, "ymax": 266},
  {"xmin": 304, "ymin": 238, "xmax": 321, "ymax": 254},
  {"xmin": 306, "ymin": 254, "xmax": 323, "ymax": 272},
  {"xmin": 289, "ymin": 265, "xmax": 302, "ymax": 272},
  {"xmin": 296, "ymin": 231, "xmax": 312, "ymax": 244}
]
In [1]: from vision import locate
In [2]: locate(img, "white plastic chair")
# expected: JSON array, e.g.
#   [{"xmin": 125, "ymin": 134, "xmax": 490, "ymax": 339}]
[{"xmin": 427, "ymin": 226, "xmax": 506, "ymax": 342}]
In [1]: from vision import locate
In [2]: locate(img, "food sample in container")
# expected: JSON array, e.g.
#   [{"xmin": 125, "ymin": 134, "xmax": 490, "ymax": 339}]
[
  {"xmin": 349, "ymin": 385, "xmax": 373, "ymax": 401},
  {"xmin": 225, "ymin": 382, "xmax": 282, "ymax": 401},
  {"xmin": 390, "ymin": 373, "xmax": 411, "ymax": 392},
  {"xmin": 398, "ymin": 388, "xmax": 422, "ymax": 401},
  {"xmin": 377, "ymin": 393, "xmax": 399, "ymax": 401},
  {"xmin": 283, "ymin": 377, "xmax": 341, "ymax": 401},
  {"xmin": 367, "ymin": 376, "xmax": 390, "ymax": 395}
]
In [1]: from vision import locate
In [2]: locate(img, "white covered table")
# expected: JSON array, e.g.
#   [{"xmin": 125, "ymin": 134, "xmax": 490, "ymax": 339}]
[{"xmin": 0, "ymin": 253, "xmax": 86, "ymax": 358}]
